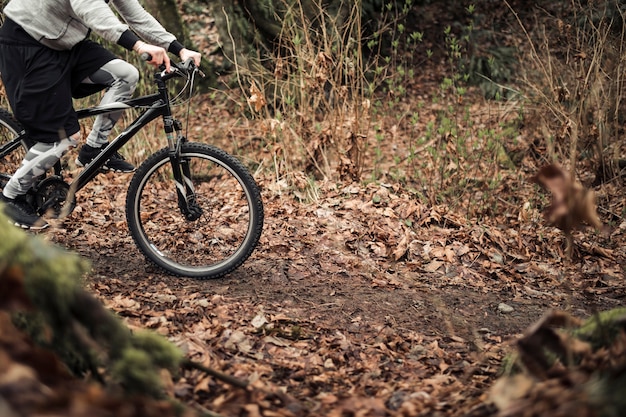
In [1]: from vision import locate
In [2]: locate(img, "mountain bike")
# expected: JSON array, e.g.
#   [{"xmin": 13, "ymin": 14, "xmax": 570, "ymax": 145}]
[{"xmin": 0, "ymin": 59, "xmax": 264, "ymax": 280}]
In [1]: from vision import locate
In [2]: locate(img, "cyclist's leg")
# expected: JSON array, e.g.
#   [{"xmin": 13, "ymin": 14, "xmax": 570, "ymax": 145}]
[
  {"xmin": 75, "ymin": 58, "xmax": 139, "ymax": 172},
  {"xmin": 0, "ymin": 135, "xmax": 78, "ymax": 229},
  {"xmin": 0, "ymin": 19, "xmax": 80, "ymax": 228},
  {"xmin": 0, "ymin": 20, "xmax": 80, "ymax": 144},
  {"xmin": 82, "ymin": 59, "xmax": 139, "ymax": 147},
  {"xmin": 3, "ymin": 135, "xmax": 79, "ymax": 198}
]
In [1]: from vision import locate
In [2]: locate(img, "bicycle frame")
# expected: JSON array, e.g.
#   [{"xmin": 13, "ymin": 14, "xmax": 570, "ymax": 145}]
[
  {"xmin": 0, "ymin": 83, "xmax": 170, "ymax": 173},
  {"xmin": 72, "ymin": 69, "xmax": 181, "ymax": 193},
  {"xmin": 0, "ymin": 127, "xmax": 27, "ymax": 157},
  {"xmin": 0, "ymin": 65, "xmax": 201, "ymax": 216}
]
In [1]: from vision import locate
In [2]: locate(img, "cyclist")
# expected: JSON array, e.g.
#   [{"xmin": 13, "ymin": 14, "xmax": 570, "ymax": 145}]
[{"xmin": 0, "ymin": 0, "xmax": 202, "ymax": 229}]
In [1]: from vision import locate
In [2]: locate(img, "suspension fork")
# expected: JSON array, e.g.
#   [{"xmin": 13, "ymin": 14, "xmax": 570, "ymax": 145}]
[{"xmin": 167, "ymin": 117, "xmax": 202, "ymax": 221}]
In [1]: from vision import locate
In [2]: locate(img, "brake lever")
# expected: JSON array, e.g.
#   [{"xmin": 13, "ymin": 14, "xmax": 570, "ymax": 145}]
[
  {"xmin": 180, "ymin": 58, "xmax": 206, "ymax": 78},
  {"xmin": 140, "ymin": 52, "xmax": 173, "ymax": 73}
]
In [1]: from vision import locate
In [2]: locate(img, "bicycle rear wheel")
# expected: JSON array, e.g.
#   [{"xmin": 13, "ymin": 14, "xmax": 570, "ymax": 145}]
[
  {"xmin": 0, "ymin": 108, "xmax": 28, "ymax": 190},
  {"xmin": 126, "ymin": 142, "xmax": 264, "ymax": 279}
]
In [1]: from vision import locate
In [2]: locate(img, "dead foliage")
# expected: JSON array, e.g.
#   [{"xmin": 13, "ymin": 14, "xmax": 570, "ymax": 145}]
[
  {"xmin": 2, "ymin": 3, "xmax": 625, "ymax": 416},
  {"xmin": 489, "ymin": 309, "xmax": 626, "ymax": 417},
  {"xmin": 530, "ymin": 164, "xmax": 605, "ymax": 258},
  {"xmin": 32, "ymin": 166, "xmax": 623, "ymax": 417}
]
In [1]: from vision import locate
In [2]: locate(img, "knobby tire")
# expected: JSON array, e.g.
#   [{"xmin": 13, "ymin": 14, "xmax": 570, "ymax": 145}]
[
  {"xmin": 0, "ymin": 108, "xmax": 29, "ymax": 189},
  {"xmin": 125, "ymin": 142, "xmax": 264, "ymax": 279}
]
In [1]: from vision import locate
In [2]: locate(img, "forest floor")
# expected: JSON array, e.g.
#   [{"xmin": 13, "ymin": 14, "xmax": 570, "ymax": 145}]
[
  {"xmin": 42, "ymin": 142, "xmax": 626, "ymax": 417},
  {"xmin": 42, "ymin": 83, "xmax": 626, "ymax": 417}
]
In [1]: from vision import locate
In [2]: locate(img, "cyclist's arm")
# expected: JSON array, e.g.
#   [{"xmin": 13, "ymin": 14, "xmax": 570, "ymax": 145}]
[
  {"xmin": 71, "ymin": 0, "xmax": 201, "ymax": 70},
  {"xmin": 109, "ymin": 0, "xmax": 182, "ymax": 52},
  {"xmin": 69, "ymin": 0, "xmax": 138, "ymax": 45}
]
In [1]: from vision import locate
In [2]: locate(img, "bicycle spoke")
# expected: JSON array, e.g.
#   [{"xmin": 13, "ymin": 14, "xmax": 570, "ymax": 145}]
[
  {"xmin": 0, "ymin": 110, "xmax": 27, "ymax": 190},
  {"xmin": 127, "ymin": 143, "xmax": 263, "ymax": 279}
]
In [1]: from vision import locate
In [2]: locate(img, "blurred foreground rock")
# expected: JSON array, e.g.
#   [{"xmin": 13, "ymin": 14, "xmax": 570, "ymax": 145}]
[{"xmin": 488, "ymin": 309, "xmax": 626, "ymax": 417}]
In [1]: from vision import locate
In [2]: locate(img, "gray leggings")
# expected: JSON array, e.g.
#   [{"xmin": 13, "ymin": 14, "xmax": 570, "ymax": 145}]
[{"xmin": 3, "ymin": 59, "xmax": 138, "ymax": 199}]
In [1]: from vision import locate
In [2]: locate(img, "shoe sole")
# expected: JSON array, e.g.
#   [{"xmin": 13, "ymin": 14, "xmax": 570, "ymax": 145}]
[
  {"xmin": 102, "ymin": 167, "xmax": 136, "ymax": 173},
  {"xmin": 7, "ymin": 219, "xmax": 49, "ymax": 230},
  {"xmin": 75, "ymin": 158, "xmax": 135, "ymax": 173}
]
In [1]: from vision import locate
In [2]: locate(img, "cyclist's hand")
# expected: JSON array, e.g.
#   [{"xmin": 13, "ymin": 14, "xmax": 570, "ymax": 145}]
[
  {"xmin": 134, "ymin": 41, "xmax": 171, "ymax": 72},
  {"xmin": 179, "ymin": 48, "xmax": 202, "ymax": 67}
]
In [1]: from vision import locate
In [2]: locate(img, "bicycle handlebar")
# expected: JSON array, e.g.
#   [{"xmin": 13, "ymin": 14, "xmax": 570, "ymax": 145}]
[{"xmin": 140, "ymin": 52, "xmax": 203, "ymax": 80}]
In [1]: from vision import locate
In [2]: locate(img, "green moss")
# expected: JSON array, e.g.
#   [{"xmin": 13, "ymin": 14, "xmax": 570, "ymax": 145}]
[
  {"xmin": 1, "ymin": 220, "xmax": 87, "ymax": 321},
  {"xmin": 574, "ymin": 308, "xmax": 626, "ymax": 349},
  {"xmin": 132, "ymin": 330, "xmax": 183, "ymax": 370},
  {"xmin": 112, "ymin": 348, "xmax": 163, "ymax": 397}
]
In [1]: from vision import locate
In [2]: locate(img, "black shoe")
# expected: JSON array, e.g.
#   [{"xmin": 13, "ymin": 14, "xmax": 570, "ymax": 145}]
[
  {"xmin": 76, "ymin": 144, "xmax": 135, "ymax": 173},
  {"xmin": 0, "ymin": 193, "xmax": 49, "ymax": 230}
]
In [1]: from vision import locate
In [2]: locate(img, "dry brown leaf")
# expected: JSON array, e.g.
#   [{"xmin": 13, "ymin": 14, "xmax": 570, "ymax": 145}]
[
  {"xmin": 530, "ymin": 164, "xmax": 604, "ymax": 257},
  {"xmin": 489, "ymin": 374, "xmax": 534, "ymax": 412},
  {"xmin": 248, "ymin": 83, "xmax": 267, "ymax": 113},
  {"xmin": 424, "ymin": 260, "xmax": 443, "ymax": 273},
  {"xmin": 0, "ymin": 266, "xmax": 33, "ymax": 311}
]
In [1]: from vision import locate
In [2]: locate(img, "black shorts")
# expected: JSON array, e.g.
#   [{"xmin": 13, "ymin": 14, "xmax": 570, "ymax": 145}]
[{"xmin": 0, "ymin": 18, "xmax": 117, "ymax": 143}]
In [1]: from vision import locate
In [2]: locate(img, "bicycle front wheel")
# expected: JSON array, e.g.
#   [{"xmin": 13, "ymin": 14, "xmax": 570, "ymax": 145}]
[
  {"xmin": 126, "ymin": 142, "xmax": 264, "ymax": 279},
  {"xmin": 0, "ymin": 108, "xmax": 29, "ymax": 190}
]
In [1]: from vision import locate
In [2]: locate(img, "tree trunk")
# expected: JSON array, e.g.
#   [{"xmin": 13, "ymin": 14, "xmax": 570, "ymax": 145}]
[
  {"xmin": 204, "ymin": 0, "xmax": 357, "ymax": 73},
  {"xmin": 143, "ymin": 0, "xmax": 187, "ymax": 42},
  {"xmin": 204, "ymin": 0, "xmax": 259, "ymax": 72},
  {"xmin": 140, "ymin": 0, "xmax": 217, "ymax": 88}
]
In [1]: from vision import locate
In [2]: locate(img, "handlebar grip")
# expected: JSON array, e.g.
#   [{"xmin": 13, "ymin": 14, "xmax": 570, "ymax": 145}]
[{"xmin": 140, "ymin": 52, "xmax": 167, "ymax": 72}]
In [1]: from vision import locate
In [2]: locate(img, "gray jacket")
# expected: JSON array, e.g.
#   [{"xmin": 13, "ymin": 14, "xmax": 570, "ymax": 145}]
[{"xmin": 3, "ymin": 0, "xmax": 179, "ymax": 51}]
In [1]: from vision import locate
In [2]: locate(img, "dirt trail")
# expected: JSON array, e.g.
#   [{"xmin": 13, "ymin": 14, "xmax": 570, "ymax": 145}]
[{"xmin": 40, "ymin": 169, "xmax": 626, "ymax": 415}]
